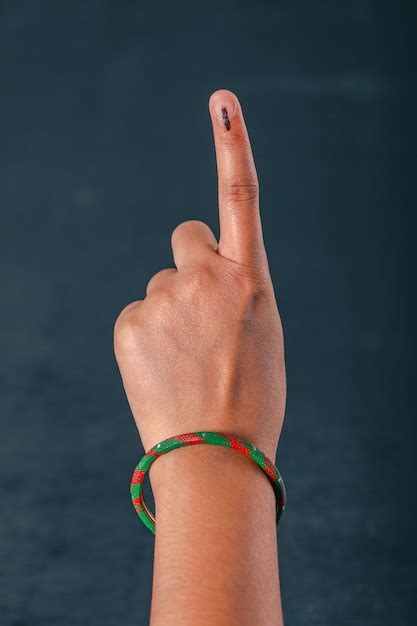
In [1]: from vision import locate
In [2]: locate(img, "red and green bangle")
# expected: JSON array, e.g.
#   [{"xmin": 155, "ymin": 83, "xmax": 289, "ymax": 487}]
[{"xmin": 130, "ymin": 431, "xmax": 286, "ymax": 534}]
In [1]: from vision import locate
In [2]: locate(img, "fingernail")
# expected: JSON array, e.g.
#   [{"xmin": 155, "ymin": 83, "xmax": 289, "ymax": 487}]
[{"xmin": 212, "ymin": 93, "xmax": 237, "ymax": 131}]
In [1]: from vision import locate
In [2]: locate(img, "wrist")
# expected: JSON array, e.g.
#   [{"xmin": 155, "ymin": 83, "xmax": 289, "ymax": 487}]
[{"xmin": 148, "ymin": 443, "xmax": 277, "ymax": 524}]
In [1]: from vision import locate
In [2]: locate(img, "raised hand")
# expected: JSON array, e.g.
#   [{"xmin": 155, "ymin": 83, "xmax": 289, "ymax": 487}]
[{"xmin": 114, "ymin": 89, "xmax": 286, "ymax": 460}]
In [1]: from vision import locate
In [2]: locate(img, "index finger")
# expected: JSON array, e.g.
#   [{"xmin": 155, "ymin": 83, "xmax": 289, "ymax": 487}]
[{"xmin": 208, "ymin": 89, "xmax": 266, "ymax": 267}]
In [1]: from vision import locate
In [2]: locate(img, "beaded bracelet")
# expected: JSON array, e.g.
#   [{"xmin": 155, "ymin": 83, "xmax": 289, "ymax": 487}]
[{"xmin": 130, "ymin": 431, "xmax": 286, "ymax": 534}]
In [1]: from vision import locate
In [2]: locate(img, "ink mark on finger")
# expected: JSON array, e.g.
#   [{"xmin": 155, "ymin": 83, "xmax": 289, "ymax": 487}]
[{"xmin": 221, "ymin": 106, "xmax": 231, "ymax": 131}]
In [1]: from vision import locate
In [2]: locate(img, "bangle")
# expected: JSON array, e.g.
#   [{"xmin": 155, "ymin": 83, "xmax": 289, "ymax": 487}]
[{"xmin": 130, "ymin": 431, "xmax": 286, "ymax": 534}]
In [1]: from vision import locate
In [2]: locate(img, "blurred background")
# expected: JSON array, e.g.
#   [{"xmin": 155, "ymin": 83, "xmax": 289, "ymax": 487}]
[{"xmin": 0, "ymin": 1, "xmax": 416, "ymax": 624}]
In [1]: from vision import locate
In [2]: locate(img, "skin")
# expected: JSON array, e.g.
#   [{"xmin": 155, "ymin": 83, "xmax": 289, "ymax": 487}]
[{"xmin": 114, "ymin": 89, "xmax": 286, "ymax": 626}]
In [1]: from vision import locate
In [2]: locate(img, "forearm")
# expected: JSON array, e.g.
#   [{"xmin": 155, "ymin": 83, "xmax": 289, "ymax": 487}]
[{"xmin": 149, "ymin": 445, "xmax": 284, "ymax": 626}]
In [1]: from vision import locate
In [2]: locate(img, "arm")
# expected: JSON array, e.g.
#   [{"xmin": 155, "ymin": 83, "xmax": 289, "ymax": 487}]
[
  {"xmin": 149, "ymin": 446, "xmax": 283, "ymax": 626},
  {"xmin": 114, "ymin": 89, "xmax": 286, "ymax": 626}
]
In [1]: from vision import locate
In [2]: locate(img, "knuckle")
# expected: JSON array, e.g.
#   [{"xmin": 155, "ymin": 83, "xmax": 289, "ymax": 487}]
[
  {"xmin": 223, "ymin": 176, "xmax": 259, "ymax": 204},
  {"xmin": 183, "ymin": 262, "xmax": 216, "ymax": 295},
  {"xmin": 171, "ymin": 220, "xmax": 211, "ymax": 248},
  {"xmin": 147, "ymin": 291, "xmax": 176, "ymax": 328},
  {"xmin": 171, "ymin": 220, "xmax": 190, "ymax": 239},
  {"xmin": 171, "ymin": 222, "xmax": 186, "ymax": 245},
  {"xmin": 113, "ymin": 301, "xmax": 142, "ymax": 353},
  {"xmin": 145, "ymin": 276, "xmax": 157, "ymax": 294},
  {"xmin": 146, "ymin": 269, "xmax": 173, "ymax": 295},
  {"xmin": 172, "ymin": 219, "xmax": 206, "ymax": 239},
  {"xmin": 149, "ymin": 283, "xmax": 172, "ymax": 306},
  {"xmin": 150, "ymin": 288, "xmax": 172, "ymax": 310}
]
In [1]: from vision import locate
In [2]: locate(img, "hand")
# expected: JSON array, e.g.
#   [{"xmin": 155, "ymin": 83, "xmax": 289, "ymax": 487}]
[{"xmin": 114, "ymin": 89, "xmax": 286, "ymax": 461}]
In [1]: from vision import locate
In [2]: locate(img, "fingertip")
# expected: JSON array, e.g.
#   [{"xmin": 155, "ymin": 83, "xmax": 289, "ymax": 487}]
[
  {"xmin": 209, "ymin": 89, "xmax": 241, "ymax": 128},
  {"xmin": 209, "ymin": 88, "xmax": 239, "ymax": 107}
]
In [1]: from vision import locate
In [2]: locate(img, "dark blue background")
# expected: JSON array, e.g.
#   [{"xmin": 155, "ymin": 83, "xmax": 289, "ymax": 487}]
[{"xmin": 1, "ymin": 2, "xmax": 416, "ymax": 624}]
